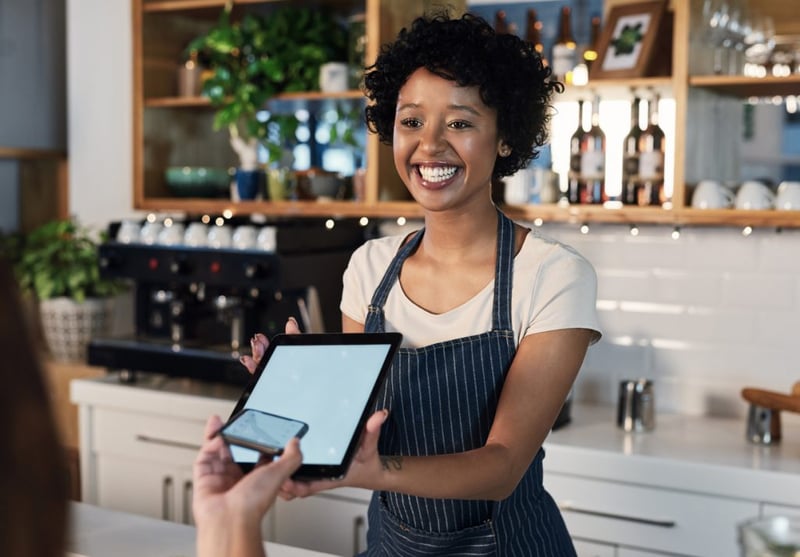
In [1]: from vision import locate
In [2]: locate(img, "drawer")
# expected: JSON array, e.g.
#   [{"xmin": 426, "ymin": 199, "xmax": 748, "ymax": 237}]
[
  {"xmin": 92, "ymin": 408, "xmax": 207, "ymax": 464},
  {"xmin": 546, "ymin": 473, "xmax": 759, "ymax": 557}
]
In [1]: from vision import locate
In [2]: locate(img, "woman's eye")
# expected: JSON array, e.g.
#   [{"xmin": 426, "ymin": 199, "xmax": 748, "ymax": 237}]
[
  {"xmin": 400, "ymin": 117, "xmax": 422, "ymax": 128},
  {"xmin": 449, "ymin": 120, "xmax": 472, "ymax": 130}
]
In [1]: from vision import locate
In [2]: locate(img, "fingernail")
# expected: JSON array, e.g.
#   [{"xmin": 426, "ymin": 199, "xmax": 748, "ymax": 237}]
[
  {"xmin": 288, "ymin": 316, "xmax": 298, "ymax": 326},
  {"xmin": 239, "ymin": 356, "xmax": 247, "ymax": 365}
]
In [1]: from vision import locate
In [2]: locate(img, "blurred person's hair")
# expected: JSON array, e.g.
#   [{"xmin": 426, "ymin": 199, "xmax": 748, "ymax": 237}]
[{"xmin": 0, "ymin": 257, "xmax": 68, "ymax": 557}]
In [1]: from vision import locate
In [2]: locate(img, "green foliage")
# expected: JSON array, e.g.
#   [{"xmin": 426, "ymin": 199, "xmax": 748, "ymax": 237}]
[
  {"xmin": 187, "ymin": 4, "xmax": 348, "ymax": 153},
  {"xmin": 14, "ymin": 219, "xmax": 126, "ymax": 303}
]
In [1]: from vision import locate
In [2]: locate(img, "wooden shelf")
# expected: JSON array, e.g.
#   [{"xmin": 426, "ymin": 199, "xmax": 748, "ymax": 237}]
[
  {"xmin": 144, "ymin": 90, "xmax": 365, "ymax": 108},
  {"xmin": 689, "ymin": 74, "xmax": 800, "ymax": 98},
  {"xmin": 562, "ymin": 76, "xmax": 674, "ymax": 101},
  {"xmin": 133, "ymin": 197, "xmax": 800, "ymax": 228},
  {"xmin": 142, "ymin": 0, "xmax": 280, "ymax": 13}
]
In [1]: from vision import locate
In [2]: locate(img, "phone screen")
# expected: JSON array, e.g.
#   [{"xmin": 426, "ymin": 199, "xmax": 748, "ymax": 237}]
[{"xmin": 220, "ymin": 409, "xmax": 308, "ymax": 455}]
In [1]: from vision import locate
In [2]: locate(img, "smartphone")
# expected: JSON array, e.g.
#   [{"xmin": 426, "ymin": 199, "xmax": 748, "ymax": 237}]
[{"xmin": 218, "ymin": 409, "xmax": 308, "ymax": 456}]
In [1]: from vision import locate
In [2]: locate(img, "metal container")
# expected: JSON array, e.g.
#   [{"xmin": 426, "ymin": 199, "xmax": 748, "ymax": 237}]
[
  {"xmin": 746, "ymin": 403, "xmax": 782, "ymax": 445},
  {"xmin": 739, "ymin": 515, "xmax": 800, "ymax": 556},
  {"xmin": 617, "ymin": 379, "xmax": 655, "ymax": 432}
]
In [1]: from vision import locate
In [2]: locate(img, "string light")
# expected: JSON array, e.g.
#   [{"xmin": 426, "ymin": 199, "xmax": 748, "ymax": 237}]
[
  {"xmin": 742, "ymin": 225, "xmax": 753, "ymax": 237},
  {"xmin": 359, "ymin": 217, "xmax": 369, "ymax": 226},
  {"xmin": 580, "ymin": 223, "xmax": 590, "ymax": 234},
  {"xmin": 629, "ymin": 224, "xmax": 639, "ymax": 237},
  {"xmin": 671, "ymin": 226, "xmax": 681, "ymax": 240},
  {"xmin": 533, "ymin": 218, "xmax": 544, "ymax": 227}
]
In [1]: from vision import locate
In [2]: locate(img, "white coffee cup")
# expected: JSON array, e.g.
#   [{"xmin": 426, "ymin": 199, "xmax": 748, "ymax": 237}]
[
  {"xmin": 183, "ymin": 222, "xmax": 208, "ymax": 247},
  {"xmin": 232, "ymin": 225, "xmax": 257, "ymax": 250},
  {"xmin": 735, "ymin": 180, "xmax": 775, "ymax": 210},
  {"xmin": 256, "ymin": 226, "xmax": 277, "ymax": 252},
  {"xmin": 157, "ymin": 223, "xmax": 185, "ymax": 246},
  {"xmin": 319, "ymin": 62, "xmax": 349, "ymax": 92},
  {"xmin": 116, "ymin": 220, "xmax": 142, "ymax": 244},
  {"xmin": 691, "ymin": 180, "xmax": 735, "ymax": 209},
  {"xmin": 775, "ymin": 181, "xmax": 800, "ymax": 211},
  {"xmin": 139, "ymin": 221, "xmax": 164, "ymax": 244},
  {"xmin": 207, "ymin": 225, "xmax": 233, "ymax": 249}
]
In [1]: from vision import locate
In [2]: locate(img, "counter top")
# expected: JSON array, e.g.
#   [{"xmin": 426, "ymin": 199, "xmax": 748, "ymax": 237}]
[
  {"xmin": 543, "ymin": 404, "xmax": 800, "ymax": 507},
  {"xmin": 67, "ymin": 501, "xmax": 336, "ymax": 557}
]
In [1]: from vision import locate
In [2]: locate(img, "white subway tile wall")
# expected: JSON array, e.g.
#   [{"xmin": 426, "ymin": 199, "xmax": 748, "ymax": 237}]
[
  {"xmin": 536, "ymin": 222, "xmax": 800, "ymax": 420},
  {"xmin": 379, "ymin": 219, "xmax": 800, "ymax": 424}
]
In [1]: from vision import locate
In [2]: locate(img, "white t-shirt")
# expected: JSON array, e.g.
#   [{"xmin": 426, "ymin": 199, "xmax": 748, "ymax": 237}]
[{"xmin": 340, "ymin": 228, "xmax": 601, "ymax": 349}]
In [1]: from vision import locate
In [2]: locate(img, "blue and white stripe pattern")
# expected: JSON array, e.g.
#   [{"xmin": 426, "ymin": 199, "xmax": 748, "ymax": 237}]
[{"xmin": 362, "ymin": 211, "xmax": 576, "ymax": 556}]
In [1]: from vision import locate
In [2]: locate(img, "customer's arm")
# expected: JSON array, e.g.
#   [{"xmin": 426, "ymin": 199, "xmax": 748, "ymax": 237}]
[{"xmin": 193, "ymin": 415, "xmax": 302, "ymax": 557}]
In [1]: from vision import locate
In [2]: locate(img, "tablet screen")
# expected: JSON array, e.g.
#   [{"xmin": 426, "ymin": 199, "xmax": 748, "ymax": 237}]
[{"xmin": 227, "ymin": 333, "xmax": 402, "ymax": 479}]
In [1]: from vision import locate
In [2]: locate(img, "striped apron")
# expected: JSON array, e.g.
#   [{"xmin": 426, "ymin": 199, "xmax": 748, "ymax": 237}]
[{"xmin": 362, "ymin": 212, "xmax": 576, "ymax": 556}]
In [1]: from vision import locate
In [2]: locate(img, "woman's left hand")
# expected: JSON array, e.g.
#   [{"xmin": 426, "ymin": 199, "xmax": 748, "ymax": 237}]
[{"xmin": 279, "ymin": 409, "xmax": 388, "ymax": 499}]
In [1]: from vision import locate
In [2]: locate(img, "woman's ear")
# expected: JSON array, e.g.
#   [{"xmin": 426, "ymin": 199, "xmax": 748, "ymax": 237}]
[{"xmin": 498, "ymin": 142, "xmax": 511, "ymax": 157}]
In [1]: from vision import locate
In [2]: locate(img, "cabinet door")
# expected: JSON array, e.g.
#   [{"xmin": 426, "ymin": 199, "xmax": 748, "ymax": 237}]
[
  {"xmin": 95, "ymin": 454, "xmax": 194, "ymax": 523},
  {"xmin": 546, "ymin": 473, "xmax": 759, "ymax": 557},
  {"xmin": 574, "ymin": 537, "xmax": 617, "ymax": 557},
  {"xmin": 618, "ymin": 548, "xmax": 685, "ymax": 557},
  {"xmin": 274, "ymin": 493, "xmax": 368, "ymax": 556},
  {"xmin": 761, "ymin": 503, "xmax": 800, "ymax": 518}
]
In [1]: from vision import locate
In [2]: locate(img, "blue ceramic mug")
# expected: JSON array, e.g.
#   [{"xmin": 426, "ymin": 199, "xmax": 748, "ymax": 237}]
[{"xmin": 236, "ymin": 169, "xmax": 264, "ymax": 200}]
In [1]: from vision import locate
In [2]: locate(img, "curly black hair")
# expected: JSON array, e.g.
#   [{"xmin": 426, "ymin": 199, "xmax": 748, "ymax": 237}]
[{"xmin": 363, "ymin": 11, "xmax": 562, "ymax": 179}]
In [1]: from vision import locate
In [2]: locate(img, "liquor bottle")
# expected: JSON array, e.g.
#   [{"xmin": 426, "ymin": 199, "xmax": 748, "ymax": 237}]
[
  {"xmin": 567, "ymin": 99, "xmax": 585, "ymax": 204},
  {"xmin": 525, "ymin": 8, "xmax": 546, "ymax": 65},
  {"xmin": 622, "ymin": 97, "xmax": 642, "ymax": 205},
  {"xmin": 494, "ymin": 10, "xmax": 510, "ymax": 34},
  {"xmin": 638, "ymin": 93, "xmax": 666, "ymax": 206},
  {"xmin": 551, "ymin": 6, "xmax": 577, "ymax": 84},
  {"xmin": 579, "ymin": 95, "xmax": 605, "ymax": 204},
  {"xmin": 584, "ymin": 15, "xmax": 602, "ymax": 71}
]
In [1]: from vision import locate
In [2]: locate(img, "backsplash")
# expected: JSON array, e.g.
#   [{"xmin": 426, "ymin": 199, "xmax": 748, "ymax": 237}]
[
  {"xmin": 381, "ymin": 219, "xmax": 800, "ymax": 421},
  {"xmin": 537, "ymin": 221, "xmax": 800, "ymax": 421}
]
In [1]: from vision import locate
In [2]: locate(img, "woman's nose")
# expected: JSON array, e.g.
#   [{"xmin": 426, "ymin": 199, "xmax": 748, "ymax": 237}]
[{"xmin": 419, "ymin": 124, "xmax": 447, "ymax": 154}]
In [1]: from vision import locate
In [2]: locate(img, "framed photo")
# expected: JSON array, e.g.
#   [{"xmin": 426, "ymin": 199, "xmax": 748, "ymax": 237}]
[{"xmin": 590, "ymin": 1, "xmax": 668, "ymax": 80}]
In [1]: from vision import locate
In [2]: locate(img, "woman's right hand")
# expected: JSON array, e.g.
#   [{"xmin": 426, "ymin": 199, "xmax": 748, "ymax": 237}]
[{"xmin": 240, "ymin": 317, "xmax": 302, "ymax": 374}]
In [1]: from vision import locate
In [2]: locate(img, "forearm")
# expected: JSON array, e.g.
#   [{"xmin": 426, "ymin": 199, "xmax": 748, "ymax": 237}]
[
  {"xmin": 374, "ymin": 443, "xmax": 524, "ymax": 501},
  {"xmin": 196, "ymin": 515, "xmax": 266, "ymax": 557}
]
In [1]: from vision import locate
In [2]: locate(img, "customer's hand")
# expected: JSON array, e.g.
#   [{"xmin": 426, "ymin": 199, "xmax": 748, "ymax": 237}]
[
  {"xmin": 193, "ymin": 414, "xmax": 302, "ymax": 557},
  {"xmin": 240, "ymin": 317, "xmax": 302, "ymax": 374}
]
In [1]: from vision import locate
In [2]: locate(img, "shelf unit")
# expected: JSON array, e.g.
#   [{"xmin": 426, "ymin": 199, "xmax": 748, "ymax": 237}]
[{"xmin": 131, "ymin": 0, "xmax": 800, "ymax": 227}]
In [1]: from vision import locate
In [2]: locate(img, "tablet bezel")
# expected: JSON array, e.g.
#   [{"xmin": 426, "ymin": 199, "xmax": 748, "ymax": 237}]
[{"xmin": 226, "ymin": 332, "xmax": 402, "ymax": 480}]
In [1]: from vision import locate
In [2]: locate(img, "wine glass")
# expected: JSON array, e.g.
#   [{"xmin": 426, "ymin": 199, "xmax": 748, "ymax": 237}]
[
  {"xmin": 743, "ymin": 13, "xmax": 775, "ymax": 77},
  {"xmin": 702, "ymin": 0, "xmax": 731, "ymax": 74}
]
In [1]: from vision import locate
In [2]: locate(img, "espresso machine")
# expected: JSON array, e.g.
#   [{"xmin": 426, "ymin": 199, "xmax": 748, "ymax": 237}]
[{"xmin": 89, "ymin": 217, "xmax": 371, "ymax": 385}]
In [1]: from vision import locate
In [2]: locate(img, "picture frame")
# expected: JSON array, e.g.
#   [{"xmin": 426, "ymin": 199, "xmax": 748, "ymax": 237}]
[{"xmin": 590, "ymin": 0, "xmax": 668, "ymax": 80}]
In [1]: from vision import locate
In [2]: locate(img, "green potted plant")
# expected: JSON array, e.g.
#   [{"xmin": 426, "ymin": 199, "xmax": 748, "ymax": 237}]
[
  {"xmin": 13, "ymin": 219, "xmax": 127, "ymax": 363},
  {"xmin": 186, "ymin": 3, "xmax": 347, "ymax": 198}
]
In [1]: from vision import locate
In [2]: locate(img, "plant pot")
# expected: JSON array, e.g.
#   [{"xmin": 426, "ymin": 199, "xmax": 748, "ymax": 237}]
[
  {"xmin": 39, "ymin": 297, "xmax": 112, "ymax": 363},
  {"xmin": 235, "ymin": 169, "xmax": 265, "ymax": 200}
]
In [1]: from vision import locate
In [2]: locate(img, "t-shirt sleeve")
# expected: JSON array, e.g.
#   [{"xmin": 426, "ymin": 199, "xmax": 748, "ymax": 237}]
[
  {"xmin": 339, "ymin": 243, "xmax": 370, "ymax": 324},
  {"xmin": 525, "ymin": 247, "xmax": 602, "ymax": 344}
]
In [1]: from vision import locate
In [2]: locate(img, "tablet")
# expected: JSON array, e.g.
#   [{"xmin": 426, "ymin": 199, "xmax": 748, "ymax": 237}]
[{"xmin": 226, "ymin": 332, "xmax": 402, "ymax": 480}]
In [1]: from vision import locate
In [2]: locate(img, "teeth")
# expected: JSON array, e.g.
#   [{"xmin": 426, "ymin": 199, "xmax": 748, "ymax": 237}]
[{"xmin": 419, "ymin": 165, "xmax": 457, "ymax": 183}]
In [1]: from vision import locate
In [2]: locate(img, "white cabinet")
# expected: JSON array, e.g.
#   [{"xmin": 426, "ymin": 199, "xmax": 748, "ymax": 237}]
[
  {"xmin": 273, "ymin": 488, "xmax": 370, "ymax": 556},
  {"xmin": 573, "ymin": 538, "xmax": 617, "ymax": 557},
  {"xmin": 546, "ymin": 473, "xmax": 759, "ymax": 556}
]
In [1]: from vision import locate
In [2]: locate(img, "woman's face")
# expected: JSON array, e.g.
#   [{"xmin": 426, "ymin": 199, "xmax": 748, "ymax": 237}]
[{"xmin": 393, "ymin": 68, "xmax": 504, "ymax": 211}]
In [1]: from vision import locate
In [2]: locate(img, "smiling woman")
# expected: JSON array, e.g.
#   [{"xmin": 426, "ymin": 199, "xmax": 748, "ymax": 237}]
[{"xmin": 240, "ymin": 11, "xmax": 602, "ymax": 557}]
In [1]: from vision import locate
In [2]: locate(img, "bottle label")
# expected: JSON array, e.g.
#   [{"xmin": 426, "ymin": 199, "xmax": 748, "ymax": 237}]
[
  {"xmin": 639, "ymin": 151, "xmax": 664, "ymax": 180},
  {"xmin": 623, "ymin": 154, "xmax": 640, "ymax": 180},
  {"xmin": 580, "ymin": 151, "xmax": 604, "ymax": 180},
  {"xmin": 551, "ymin": 44, "xmax": 576, "ymax": 78}
]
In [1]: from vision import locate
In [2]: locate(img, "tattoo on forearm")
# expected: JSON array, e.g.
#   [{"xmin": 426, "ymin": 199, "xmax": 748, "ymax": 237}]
[{"xmin": 381, "ymin": 455, "xmax": 403, "ymax": 471}]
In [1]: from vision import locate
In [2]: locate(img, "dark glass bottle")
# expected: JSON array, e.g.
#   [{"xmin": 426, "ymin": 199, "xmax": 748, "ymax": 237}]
[
  {"xmin": 638, "ymin": 93, "xmax": 666, "ymax": 206},
  {"xmin": 494, "ymin": 10, "xmax": 510, "ymax": 34},
  {"xmin": 584, "ymin": 15, "xmax": 602, "ymax": 71},
  {"xmin": 622, "ymin": 97, "xmax": 642, "ymax": 205},
  {"xmin": 579, "ymin": 95, "xmax": 606, "ymax": 204},
  {"xmin": 551, "ymin": 6, "xmax": 577, "ymax": 83},
  {"xmin": 525, "ymin": 8, "xmax": 546, "ymax": 65},
  {"xmin": 568, "ymin": 99, "xmax": 585, "ymax": 204}
]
